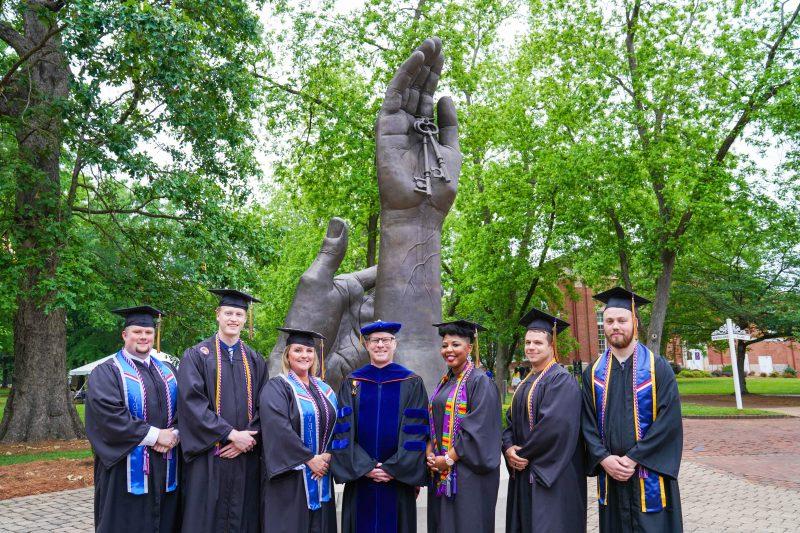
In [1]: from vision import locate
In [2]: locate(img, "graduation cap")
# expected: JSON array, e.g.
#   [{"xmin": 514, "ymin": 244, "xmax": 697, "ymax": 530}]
[
  {"xmin": 593, "ymin": 286, "xmax": 651, "ymax": 312},
  {"xmin": 208, "ymin": 288, "xmax": 262, "ymax": 340},
  {"xmin": 278, "ymin": 327, "xmax": 328, "ymax": 379},
  {"xmin": 360, "ymin": 320, "xmax": 402, "ymax": 336},
  {"xmin": 112, "ymin": 306, "xmax": 165, "ymax": 353},
  {"xmin": 518, "ymin": 307, "xmax": 570, "ymax": 364},
  {"xmin": 433, "ymin": 319, "xmax": 487, "ymax": 367},
  {"xmin": 594, "ymin": 286, "xmax": 650, "ymax": 342}
]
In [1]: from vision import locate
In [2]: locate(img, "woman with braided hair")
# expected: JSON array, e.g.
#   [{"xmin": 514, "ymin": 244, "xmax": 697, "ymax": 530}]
[{"xmin": 426, "ymin": 320, "xmax": 501, "ymax": 533}]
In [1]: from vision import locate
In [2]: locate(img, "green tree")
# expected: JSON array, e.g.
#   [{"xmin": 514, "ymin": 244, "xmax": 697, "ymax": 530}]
[
  {"xmin": 518, "ymin": 0, "xmax": 800, "ymax": 355},
  {"xmin": 0, "ymin": 0, "xmax": 266, "ymax": 442},
  {"xmin": 667, "ymin": 194, "xmax": 800, "ymax": 392}
]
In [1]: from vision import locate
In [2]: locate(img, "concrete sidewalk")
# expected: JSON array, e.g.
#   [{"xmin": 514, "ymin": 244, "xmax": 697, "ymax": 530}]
[{"xmin": 1, "ymin": 460, "xmax": 797, "ymax": 532}]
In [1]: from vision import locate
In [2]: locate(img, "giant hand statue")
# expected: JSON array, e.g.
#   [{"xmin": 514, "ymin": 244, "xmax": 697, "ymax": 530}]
[
  {"xmin": 270, "ymin": 38, "xmax": 461, "ymax": 391},
  {"xmin": 374, "ymin": 37, "xmax": 462, "ymax": 388},
  {"xmin": 267, "ymin": 218, "xmax": 376, "ymax": 390}
]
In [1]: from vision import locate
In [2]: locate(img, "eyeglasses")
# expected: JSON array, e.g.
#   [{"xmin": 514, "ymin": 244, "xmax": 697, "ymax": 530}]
[{"xmin": 366, "ymin": 337, "xmax": 395, "ymax": 346}]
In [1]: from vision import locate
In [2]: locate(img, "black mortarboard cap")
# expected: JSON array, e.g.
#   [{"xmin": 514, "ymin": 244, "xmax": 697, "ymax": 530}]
[
  {"xmin": 593, "ymin": 286, "xmax": 651, "ymax": 312},
  {"xmin": 278, "ymin": 327, "xmax": 326, "ymax": 348},
  {"xmin": 112, "ymin": 305, "xmax": 163, "ymax": 328},
  {"xmin": 518, "ymin": 307, "xmax": 570, "ymax": 335},
  {"xmin": 432, "ymin": 319, "xmax": 486, "ymax": 340},
  {"xmin": 208, "ymin": 288, "xmax": 261, "ymax": 310}
]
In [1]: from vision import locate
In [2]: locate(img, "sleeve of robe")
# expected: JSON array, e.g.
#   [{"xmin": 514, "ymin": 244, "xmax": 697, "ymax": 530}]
[
  {"xmin": 624, "ymin": 356, "xmax": 683, "ymax": 479},
  {"xmin": 517, "ymin": 371, "xmax": 582, "ymax": 488},
  {"xmin": 330, "ymin": 378, "xmax": 378, "ymax": 483},
  {"xmin": 379, "ymin": 375, "xmax": 429, "ymax": 486},
  {"xmin": 176, "ymin": 347, "xmax": 234, "ymax": 457},
  {"xmin": 581, "ymin": 363, "xmax": 609, "ymax": 476},
  {"xmin": 85, "ymin": 363, "xmax": 151, "ymax": 468},
  {"xmin": 259, "ymin": 377, "xmax": 314, "ymax": 478},
  {"xmin": 452, "ymin": 372, "xmax": 502, "ymax": 474},
  {"xmin": 501, "ymin": 407, "xmax": 514, "ymax": 452},
  {"xmin": 245, "ymin": 348, "xmax": 269, "ymax": 444}
]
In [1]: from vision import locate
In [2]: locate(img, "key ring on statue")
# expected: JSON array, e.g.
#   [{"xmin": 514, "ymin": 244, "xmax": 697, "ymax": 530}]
[{"xmin": 413, "ymin": 117, "xmax": 439, "ymax": 136}]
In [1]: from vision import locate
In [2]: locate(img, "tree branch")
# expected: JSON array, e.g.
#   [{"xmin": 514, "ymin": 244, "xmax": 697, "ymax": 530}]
[
  {"xmin": 624, "ymin": 0, "xmax": 650, "ymax": 149},
  {"xmin": 0, "ymin": 23, "xmax": 66, "ymax": 92},
  {"xmin": 26, "ymin": 0, "xmax": 66, "ymax": 11},
  {"xmin": 0, "ymin": 22, "xmax": 28, "ymax": 55},
  {"xmin": 72, "ymin": 205, "xmax": 197, "ymax": 222}
]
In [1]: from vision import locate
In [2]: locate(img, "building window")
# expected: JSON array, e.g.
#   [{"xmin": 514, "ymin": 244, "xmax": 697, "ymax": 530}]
[{"xmin": 597, "ymin": 310, "xmax": 606, "ymax": 355}]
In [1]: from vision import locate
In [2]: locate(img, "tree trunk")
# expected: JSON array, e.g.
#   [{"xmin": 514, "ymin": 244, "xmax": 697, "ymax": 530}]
[
  {"xmin": 493, "ymin": 342, "xmax": 510, "ymax": 404},
  {"xmin": 736, "ymin": 340, "xmax": 749, "ymax": 395},
  {"xmin": 0, "ymin": 6, "xmax": 84, "ymax": 442},
  {"xmin": 646, "ymin": 248, "xmax": 677, "ymax": 356}
]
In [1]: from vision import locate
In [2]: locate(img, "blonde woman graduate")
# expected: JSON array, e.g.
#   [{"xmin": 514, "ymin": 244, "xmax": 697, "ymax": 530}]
[
  {"xmin": 259, "ymin": 328, "xmax": 338, "ymax": 533},
  {"xmin": 426, "ymin": 320, "xmax": 501, "ymax": 533},
  {"xmin": 503, "ymin": 307, "xmax": 586, "ymax": 533}
]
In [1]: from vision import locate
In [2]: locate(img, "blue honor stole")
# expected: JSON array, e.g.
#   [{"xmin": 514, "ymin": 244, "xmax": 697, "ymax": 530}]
[
  {"xmin": 112, "ymin": 351, "xmax": 179, "ymax": 495},
  {"xmin": 591, "ymin": 343, "xmax": 667, "ymax": 513},
  {"xmin": 281, "ymin": 373, "xmax": 337, "ymax": 510}
]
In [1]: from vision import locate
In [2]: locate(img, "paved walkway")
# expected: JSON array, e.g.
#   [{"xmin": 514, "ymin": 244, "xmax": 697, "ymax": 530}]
[{"xmin": 2, "ymin": 419, "xmax": 799, "ymax": 532}]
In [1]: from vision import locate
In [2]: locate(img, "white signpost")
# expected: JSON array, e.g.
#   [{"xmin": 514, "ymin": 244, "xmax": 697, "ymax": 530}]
[{"xmin": 711, "ymin": 319, "xmax": 751, "ymax": 410}]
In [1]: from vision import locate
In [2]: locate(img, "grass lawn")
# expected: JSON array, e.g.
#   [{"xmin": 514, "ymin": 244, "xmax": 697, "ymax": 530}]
[
  {"xmin": 0, "ymin": 448, "xmax": 92, "ymax": 466},
  {"xmin": 681, "ymin": 402, "xmax": 780, "ymax": 417},
  {"xmin": 677, "ymin": 377, "xmax": 800, "ymax": 395}
]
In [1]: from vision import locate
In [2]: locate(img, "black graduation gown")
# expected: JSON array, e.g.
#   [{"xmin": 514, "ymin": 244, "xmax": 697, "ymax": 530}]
[
  {"xmin": 177, "ymin": 336, "xmax": 269, "ymax": 533},
  {"xmin": 85, "ymin": 355, "xmax": 181, "ymax": 533},
  {"xmin": 502, "ymin": 364, "xmax": 586, "ymax": 533},
  {"xmin": 427, "ymin": 367, "xmax": 501, "ymax": 533},
  {"xmin": 581, "ymin": 350, "xmax": 683, "ymax": 533},
  {"xmin": 331, "ymin": 363, "xmax": 429, "ymax": 533},
  {"xmin": 259, "ymin": 376, "xmax": 337, "ymax": 533}
]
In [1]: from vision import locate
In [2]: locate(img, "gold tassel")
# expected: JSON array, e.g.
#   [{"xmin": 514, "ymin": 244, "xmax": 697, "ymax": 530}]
[
  {"xmin": 248, "ymin": 306, "xmax": 254, "ymax": 341},
  {"xmin": 156, "ymin": 314, "xmax": 162, "ymax": 354},
  {"xmin": 552, "ymin": 319, "xmax": 558, "ymax": 363},
  {"xmin": 320, "ymin": 338, "xmax": 326, "ymax": 381},
  {"xmin": 473, "ymin": 327, "xmax": 481, "ymax": 368}
]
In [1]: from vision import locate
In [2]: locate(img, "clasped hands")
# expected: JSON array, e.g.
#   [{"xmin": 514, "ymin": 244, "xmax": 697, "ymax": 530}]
[
  {"xmin": 218, "ymin": 429, "xmax": 259, "ymax": 459},
  {"xmin": 366, "ymin": 463, "xmax": 394, "ymax": 483},
  {"xmin": 504, "ymin": 445, "xmax": 528, "ymax": 472},
  {"xmin": 152, "ymin": 428, "xmax": 179, "ymax": 454},
  {"xmin": 306, "ymin": 453, "xmax": 332, "ymax": 481},
  {"xmin": 600, "ymin": 454, "xmax": 638, "ymax": 481}
]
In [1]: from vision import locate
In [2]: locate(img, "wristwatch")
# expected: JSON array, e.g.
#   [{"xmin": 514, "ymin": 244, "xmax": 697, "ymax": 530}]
[{"xmin": 444, "ymin": 454, "xmax": 455, "ymax": 467}]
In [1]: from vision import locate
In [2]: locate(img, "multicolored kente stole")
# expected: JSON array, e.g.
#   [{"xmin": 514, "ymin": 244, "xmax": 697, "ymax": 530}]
[
  {"xmin": 591, "ymin": 343, "xmax": 667, "ymax": 513},
  {"xmin": 281, "ymin": 372, "xmax": 337, "ymax": 510},
  {"xmin": 112, "ymin": 350, "xmax": 178, "ymax": 494},
  {"xmin": 213, "ymin": 334, "xmax": 254, "ymax": 455},
  {"xmin": 428, "ymin": 361, "xmax": 473, "ymax": 498}
]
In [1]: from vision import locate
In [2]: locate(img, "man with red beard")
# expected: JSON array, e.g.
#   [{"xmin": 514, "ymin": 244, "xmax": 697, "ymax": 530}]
[{"xmin": 582, "ymin": 287, "xmax": 683, "ymax": 532}]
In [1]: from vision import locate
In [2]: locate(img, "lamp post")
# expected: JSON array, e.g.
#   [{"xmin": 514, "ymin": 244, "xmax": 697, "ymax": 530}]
[{"xmin": 711, "ymin": 319, "xmax": 751, "ymax": 410}]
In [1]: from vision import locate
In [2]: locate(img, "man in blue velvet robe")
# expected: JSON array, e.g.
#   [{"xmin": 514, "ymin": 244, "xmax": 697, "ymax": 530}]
[{"xmin": 331, "ymin": 320, "xmax": 429, "ymax": 533}]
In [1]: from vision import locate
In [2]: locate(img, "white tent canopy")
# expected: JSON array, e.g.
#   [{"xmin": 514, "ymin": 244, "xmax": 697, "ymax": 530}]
[{"xmin": 69, "ymin": 350, "xmax": 171, "ymax": 377}]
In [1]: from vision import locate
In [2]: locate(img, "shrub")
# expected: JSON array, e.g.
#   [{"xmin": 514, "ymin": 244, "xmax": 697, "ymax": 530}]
[
  {"xmin": 678, "ymin": 369, "xmax": 711, "ymax": 378},
  {"xmin": 711, "ymin": 370, "xmax": 722, "ymax": 377},
  {"xmin": 770, "ymin": 371, "xmax": 780, "ymax": 378},
  {"xmin": 784, "ymin": 366, "xmax": 797, "ymax": 377},
  {"xmin": 747, "ymin": 371, "xmax": 755, "ymax": 376},
  {"xmin": 722, "ymin": 371, "xmax": 733, "ymax": 377},
  {"xmin": 722, "ymin": 364, "xmax": 733, "ymax": 373},
  {"xmin": 760, "ymin": 372, "xmax": 768, "ymax": 377}
]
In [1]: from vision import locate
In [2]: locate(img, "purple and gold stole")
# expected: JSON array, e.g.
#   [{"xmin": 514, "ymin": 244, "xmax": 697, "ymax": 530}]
[
  {"xmin": 591, "ymin": 343, "xmax": 667, "ymax": 513},
  {"xmin": 428, "ymin": 362, "xmax": 473, "ymax": 498}
]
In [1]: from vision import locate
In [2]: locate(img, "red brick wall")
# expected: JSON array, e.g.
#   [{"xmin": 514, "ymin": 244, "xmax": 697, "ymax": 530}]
[
  {"xmin": 562, "ymin": 282, "xmax": 601, "ymax": 363},
  {"xmin": 707, "ymin": 339, "xmax": 799, "ymax": 370}
]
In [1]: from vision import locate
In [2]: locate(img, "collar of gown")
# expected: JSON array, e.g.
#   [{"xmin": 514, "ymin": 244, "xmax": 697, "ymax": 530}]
[{"xmin": 352, "ymin": 362, "xmax": 413, "ymax": 383}]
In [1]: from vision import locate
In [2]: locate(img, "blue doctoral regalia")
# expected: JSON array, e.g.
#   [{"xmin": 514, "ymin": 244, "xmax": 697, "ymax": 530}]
[{"xmin": 331, "ymin": 362, "xmax": 429, "ymax": 533}]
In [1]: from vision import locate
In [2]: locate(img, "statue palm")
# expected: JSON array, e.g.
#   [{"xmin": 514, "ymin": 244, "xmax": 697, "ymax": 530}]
[{"xmin": 376, "ymin": 37, "xmax": 462, "ymax": 216}]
